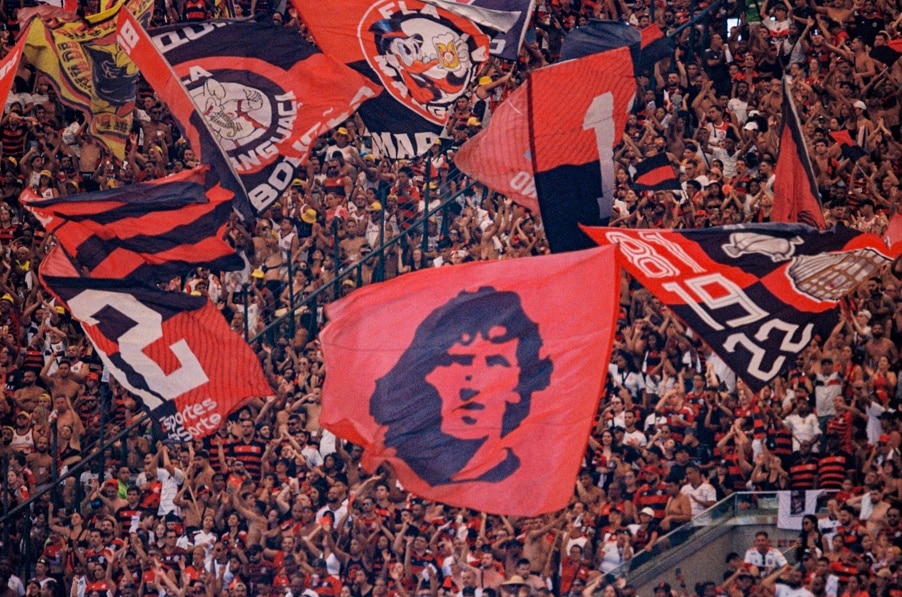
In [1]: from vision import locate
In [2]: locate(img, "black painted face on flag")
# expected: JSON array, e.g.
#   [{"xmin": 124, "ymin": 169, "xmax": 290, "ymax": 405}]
[{"xmin": 371, "ymin": 287, "xmax": 552, "ymax": 486}]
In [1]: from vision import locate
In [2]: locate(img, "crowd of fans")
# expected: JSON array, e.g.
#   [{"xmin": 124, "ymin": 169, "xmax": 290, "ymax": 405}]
[{"xmin": 0, "ymin": 1, "xmax": 901, "ymax": 597}]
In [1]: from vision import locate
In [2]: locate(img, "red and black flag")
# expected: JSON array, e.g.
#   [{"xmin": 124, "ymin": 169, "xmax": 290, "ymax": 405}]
[
  {"xmin": 320, "ymin": 246, "xmax": 619, "ymax": 515},
  {"xmin": 632, "ymin": 153, "xmax": 681, "ymax": 191},
  {"xmin": 0, "ymin": 23, "xmax": 32, "ymax": 114},
  {"xmin": 292, "ymin": 0, "xmax": 494, "ymax": 160},
  {"xmin": 828, "ymin": 130, "xmax": 869, "ymax": 163},
  {"xmin": 772, "ymin": 78, "xmax": 825, "ymax": 229},
  {"xmin": 560, "ymin": 20, "xmax": 672, "ymax": 71},
  {"xmin": 40, "ymin": 247, "xmax": 272, "ymax": 442},
  {"xmin": 582, "ymin": 223, "xmax": 902, "ymax": 392},
  {"xmin": 21, "ymin": 166, "xmax": 243, "ymax": 281},
  {"xmin": 116, "ymin": 13, "xmax": 379, "ymax": 218},
  {"xmin": 456, "ymin": 44, "xmax": 637, "ymax": 253}
]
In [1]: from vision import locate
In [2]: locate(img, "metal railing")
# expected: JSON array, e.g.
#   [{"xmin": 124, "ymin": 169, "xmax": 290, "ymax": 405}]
[
  {"xmin": 248, "ymin": 174, "xmax": 479, "ymax": 346},
  {"xmin": 604, "ymin": 491, "xmax": 794, "ymax": 583}
]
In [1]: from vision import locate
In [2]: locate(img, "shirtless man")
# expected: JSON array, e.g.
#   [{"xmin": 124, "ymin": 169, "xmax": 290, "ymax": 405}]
[
  {"xmin": 40, "ymin": 358, "xmax": 83, "ymax": 400},
  {"xmin": 520, "ymin": 516, "xmax": 559, "ymax": 574},
  {"xmin": 865, "ymin": 323, "xmax": 898, "ymax": 367},
  {"xmin": 12, "ymin": 370, "xmax": 44, "ymax": 413}
]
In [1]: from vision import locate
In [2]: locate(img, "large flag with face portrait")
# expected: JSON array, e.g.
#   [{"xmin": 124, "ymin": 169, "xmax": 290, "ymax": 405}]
[
  {"xmin": 581, "ymin": 223, "xmax": 902, "ymax": 392},
  {"xmin": 320, "ymin": 246, "xmax": 619, "ymax": 515},
  {"xmin": 292, "ymin": 0, "xmax": 495, "ymax": 160},
  {"xmin": 116, "ymin": 13, "xmax": 380, "ymax": 218},
  {"xmin": 40, "ymin": 247, "xmax": 272, "ymax": 442},
  {"xmin": 455, "ymin": 43, "xmax": 637, "ymax": 253},
  {"xmin": 23, "ymin": 0, "xmax": 154, "ymax": 160}
]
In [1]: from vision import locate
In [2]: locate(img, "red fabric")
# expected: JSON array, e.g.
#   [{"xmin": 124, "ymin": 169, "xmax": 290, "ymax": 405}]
[
  {"xmin": 116, "ymin": 11, "xmax": 378, "ymax": 217},
  {"xmin": 456, "ymin": 46, "xmax": 636, "ymax": 217},
  {"xmin": 40, "ymin": 248, "xmax": 272, "ymax": 442},
  {"xmin": 21, "ymin": 166, "xmax": 242, "ymax": 279},
  {"xmin": 0, "ymin": 25, "xmax": 29, "ymax": 116},
  {"xmin": 320, "ymin": 247, "xmax": 620, "ymax": 515},
  {"xmin": 884, "ymin": 213, "xmax": 902, "ymax": 248},
  {"xmin": 772, "ymin": 81, "xmax": 825, "ymax": 229}
]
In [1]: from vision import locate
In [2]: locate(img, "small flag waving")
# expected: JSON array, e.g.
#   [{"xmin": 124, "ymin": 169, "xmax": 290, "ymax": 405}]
[
  {"xmin": 772, "ymin": 78, "xmax": 825, "ymax": 229},
  {"xmin": 582, "ymin": 223, "xmax": 901, "ymax": 392},
  {"xmin": 23, "ymin": 0, "xmax": 154, "ymax": 160},
  {"xmin": 320, "ymin": 246, "xmax": 619, "ymax": 515},
  {"xmin": 632, "ymin": 153, "xmax": 681, "ymax": 191},
  {"xmin": 828, "ymin": 130, "xmax": 869, "ymax": 163}
]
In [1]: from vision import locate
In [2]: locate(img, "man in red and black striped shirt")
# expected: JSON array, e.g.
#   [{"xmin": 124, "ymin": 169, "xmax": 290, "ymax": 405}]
[
  {"xmin": 227, "ymin": 418, "xmax": 266, "ymax": 483},
  {"xmin": 788, "ymin": 440, "xmax": 818, "ymax": 489},
  {"xmin": 633, "ymin": 466, "xmax": 669, "ymax": 522}
]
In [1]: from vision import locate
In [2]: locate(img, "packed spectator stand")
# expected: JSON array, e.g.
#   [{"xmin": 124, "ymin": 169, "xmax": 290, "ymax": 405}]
[{"xmin": 0, "ymin": 1, "xmax": 901, "ymax": 597}]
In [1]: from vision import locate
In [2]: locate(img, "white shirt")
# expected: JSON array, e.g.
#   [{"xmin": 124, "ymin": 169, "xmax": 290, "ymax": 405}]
[
  {"xmin": 681, "ymin": 481, "xmax": 717, "ymax": 518},
  {"xmin": 783, "ymin": 413, "xmax": 820, "ymax": 451},
  {"xmin": 623, "ymin": 429, "xmax": 648, "ymax": 448},
  {"xmin": 813, "ymin": 372, "xmax": 842, "ymax": 417},
  {"xmin": 774, "ymin": 584, "xmax": 813, "ymax": 597},
  {"xmin": 743, "ymin": 547, "xmax": 788, "ymax": 576},
  {"xmin": 136, "ymin": 467, "xmax": 185, "ymax": 516}
]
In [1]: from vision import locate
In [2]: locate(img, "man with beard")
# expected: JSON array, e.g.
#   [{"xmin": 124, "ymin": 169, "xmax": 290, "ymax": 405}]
[
  {"xmin": 784, "ymin": 393, "xmax": 820, "ymax": 453},
  {"xmin": 50, "ymin": 393, "xmax": 84, "ymax": 441},
  {"xmin": 12, "ymin": 370, "xmax": 43, "ymax": 413},
  {"xmin": 865, "ymin": 323, "xmax": 897, "ymax": 368},
  {"xmin": 316, "ymin": 484, "xmax": 348, "ymax": 529},
  {"xmin": 787, "ymin": 440, "xmax": 819, "ymax": 489},
  {"xmin": 25, "ymin": 435, "xmax": 53, "ymax": 488},
  {"xmin": 40, "ymin": 359, "xmax": 82, "ymax": 401},
  {"xmin": 763, "ymin": 566, "xmax": 814, "ymax": 597}
]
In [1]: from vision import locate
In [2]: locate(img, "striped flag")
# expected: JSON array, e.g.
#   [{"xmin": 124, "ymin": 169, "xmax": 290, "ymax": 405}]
[
  {"xmin": 32, "ymin": 170, "xmax": 271, "ymax": 442},
  {"xmin": 632, "ymin": 153, "xmax": 681, "ymax": 191},
  {"xmin": 21, "ymin": 166, "xmax": 243, "ymax": 281}
]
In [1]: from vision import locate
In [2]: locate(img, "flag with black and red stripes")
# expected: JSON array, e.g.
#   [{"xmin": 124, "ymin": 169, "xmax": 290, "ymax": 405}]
[
  {"xmin": 828, "ymin": 130, "xmax": 869, "ymax": 163},
  {"xmin": 632, "ymin": 153, "xmax": 681, "ymax": 191},
  {"xmin": 772, "ymin": 78, "xmax": 825, "ymax": 229},
  {"xmin": 21, "ymin": 166, "xmax": 243, "ymax": 281},
  {"xmin": 40, "ymin": 247, "xmax": 271, "ymax": 442},
  {"xmin": 582, "ymin": 223, "xmax": 902, "ymax": 392}
]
